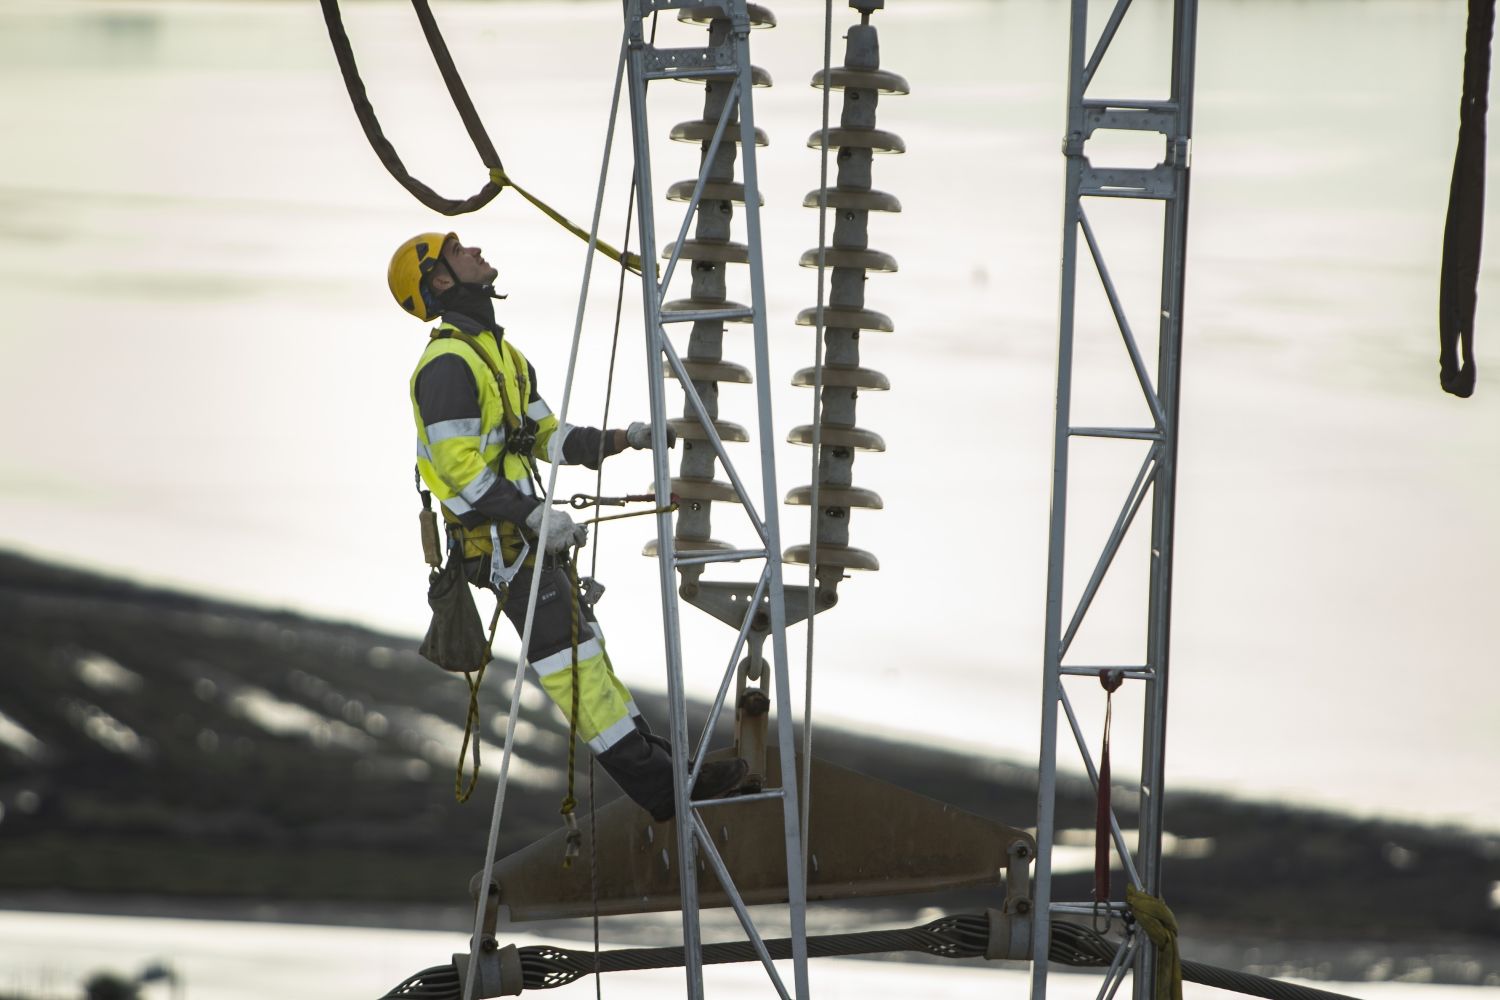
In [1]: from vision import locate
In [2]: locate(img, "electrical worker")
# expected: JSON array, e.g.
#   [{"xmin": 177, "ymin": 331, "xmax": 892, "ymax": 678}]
[{"xmin": 389, "ymin": 231, "xmax": 747, "ymax": 822}]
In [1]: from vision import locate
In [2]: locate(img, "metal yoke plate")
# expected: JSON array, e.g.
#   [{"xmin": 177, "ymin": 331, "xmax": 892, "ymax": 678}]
[{"xmin": 483, "ymin": 755, "xmax": 1036, "ymax": 922}]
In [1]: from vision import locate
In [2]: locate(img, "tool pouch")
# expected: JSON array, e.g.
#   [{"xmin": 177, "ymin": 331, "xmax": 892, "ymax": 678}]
[
  {"xmin": 419, "ymin": 508, "xmax": 443, "ymax": 568},
  {"xmin": 418, "ymin": 544, "xmax": 491, "ymax": 673}
]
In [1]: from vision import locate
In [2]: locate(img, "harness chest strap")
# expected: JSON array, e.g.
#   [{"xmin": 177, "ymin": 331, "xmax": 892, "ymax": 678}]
[
  {"xmin": 428, "ymin": 326, "xmax": 543, "ymax": 582},
  {"xmin": 431, "ymin": 326, "xmax": 529, "ymax": 433},
  {"xmin": 414, "ymin": 327, "xmax": 525, "ymax": 555}
]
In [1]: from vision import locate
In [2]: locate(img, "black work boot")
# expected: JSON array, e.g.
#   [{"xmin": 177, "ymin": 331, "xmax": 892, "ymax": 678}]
[
  {"xmin": 637, "ymin": 756, "xmax": 750, "ymax": 823},
  {"xmin": 595, "ymin": 730, "xmax": 675, "ymax": 821},
  {"xmin": 598, "ymin": 731, "xmax": 750, "ymax": 822},
  {"xmin": 690, "ymin": 757, "xmax": 750, "ymax": 806}
]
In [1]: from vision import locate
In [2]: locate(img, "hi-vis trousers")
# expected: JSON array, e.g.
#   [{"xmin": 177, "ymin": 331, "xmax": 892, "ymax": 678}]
[{"xmin": 467, "ymin": 554, "xmax": 676, "ymax": 819}]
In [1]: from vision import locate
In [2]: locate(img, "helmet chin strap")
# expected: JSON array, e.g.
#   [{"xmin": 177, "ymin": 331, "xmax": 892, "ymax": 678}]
[{"xmin": 436, "ymin": 279, "xmax": 506, "ymax": 325}]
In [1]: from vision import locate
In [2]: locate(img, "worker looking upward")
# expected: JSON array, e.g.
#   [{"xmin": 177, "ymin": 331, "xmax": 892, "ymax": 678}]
[{"xmin": 390, "ymin": 231, "xmax": 746, "ymax": 821}]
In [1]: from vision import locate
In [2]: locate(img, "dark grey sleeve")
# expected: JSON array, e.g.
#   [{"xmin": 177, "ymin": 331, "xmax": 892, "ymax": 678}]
[
  {"xmin": 468, "ymin": 476, "xmax": 541, "ymax": 528},
  {"xmin": 561, "ymin": 426, "xmax": 610, "ymax": 470},
  {"xmin": 524, "ymin": 360, "xmax": 617, "ymax": 470},
  {"xmin": 414, "ymin": 354, "xmax": 480, "ymax": 423}
]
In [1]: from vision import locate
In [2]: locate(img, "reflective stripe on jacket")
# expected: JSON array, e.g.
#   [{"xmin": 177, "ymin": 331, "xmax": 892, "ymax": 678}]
[{"xmin": 410, "ymin": 321, "xmax": 573, "ymax": 561}]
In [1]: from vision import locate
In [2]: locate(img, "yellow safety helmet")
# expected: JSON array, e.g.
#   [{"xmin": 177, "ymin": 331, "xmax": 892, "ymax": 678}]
[{"xmin": 388, "ymin": 232, "xmax": 456, "ymax": 321}]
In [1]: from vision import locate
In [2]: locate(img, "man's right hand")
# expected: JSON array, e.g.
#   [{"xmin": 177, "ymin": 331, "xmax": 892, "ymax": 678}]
[{"xmin": 525, "ymin": 505, "xmax": 587, "ymax": 553}]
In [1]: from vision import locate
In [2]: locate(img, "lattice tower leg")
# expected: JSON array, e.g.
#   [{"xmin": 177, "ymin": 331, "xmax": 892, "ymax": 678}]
[
  {"xmin": 623, "ymin": 2, "xmax": 809, "ymax": 996},
  {"xmin": 1030, "ymin": 0, "xmax": 1199, "ymax": 996}
]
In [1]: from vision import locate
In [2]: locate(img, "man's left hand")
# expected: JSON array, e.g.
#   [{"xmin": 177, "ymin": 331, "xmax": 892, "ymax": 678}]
[{"xmin": 625, "ymin": 421, "xmax": 677, "ymax": 450}]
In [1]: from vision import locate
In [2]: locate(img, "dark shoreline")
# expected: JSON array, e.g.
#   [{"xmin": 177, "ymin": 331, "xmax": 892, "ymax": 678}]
[{"xmin": 1, "ymin": 550, "xmax": 1498, "ymax": 987}]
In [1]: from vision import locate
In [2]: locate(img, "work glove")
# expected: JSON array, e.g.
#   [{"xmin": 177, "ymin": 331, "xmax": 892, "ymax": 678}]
[
  {"xmin": 524, "ymin": 504, "xmax": 587, "ymax": 553},
  {"xmin": 625, "ymin": 421, "xmax": 677, "ymax": 450}
]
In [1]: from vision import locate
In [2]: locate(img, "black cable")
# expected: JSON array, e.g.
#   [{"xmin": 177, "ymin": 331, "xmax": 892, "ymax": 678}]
[
  {"xmin": 318, "ymin": 0, "xmax": 502, "ymax": 215},
  {"xmin": 1438, "ymin": 0, "xmax": 1495, "ymax": 397}
]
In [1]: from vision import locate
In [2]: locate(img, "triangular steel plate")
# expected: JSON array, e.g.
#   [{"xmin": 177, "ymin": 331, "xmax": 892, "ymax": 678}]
[{"xmin": 484, "ymin": 754, "xmax": 1034, "ymax": 923}]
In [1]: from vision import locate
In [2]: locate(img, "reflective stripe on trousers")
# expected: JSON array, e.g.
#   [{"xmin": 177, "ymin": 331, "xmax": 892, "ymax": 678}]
[{"xmin": 480, "ymin": 559, "xmax": 639, "ymax": 754}]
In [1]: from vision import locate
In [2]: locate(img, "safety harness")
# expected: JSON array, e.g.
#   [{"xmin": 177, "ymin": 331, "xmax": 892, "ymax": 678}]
[{"xmin": 414, "ymin": 323, "xmax": 592, "ymax": 857}]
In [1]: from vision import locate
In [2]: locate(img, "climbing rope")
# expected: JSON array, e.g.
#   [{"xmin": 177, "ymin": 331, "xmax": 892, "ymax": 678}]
[
  {"xmin": 453, "ymin": 599, "xmax": 505, "ymax": 803},
  {"xmin": 579, "ymin": 46, "xmax": 653, "ymax": 984},
  {"xmin": 460, "ymin": 34, "xmax": 632, "ymax": 1000},
  {"xmin": 317, "ymin": 0, "xmax": 641, "ymax": 273},
  {"xmin": 379, "ymin": 914, "xmax": 1370, "ymax": 1000},
  {"xmin": 797, "ymin": 0, "xmax": 839, "ymax": 881},
  {"xmin": 589, "ymin": 169, "xmax": 639, "ymax": 589}
]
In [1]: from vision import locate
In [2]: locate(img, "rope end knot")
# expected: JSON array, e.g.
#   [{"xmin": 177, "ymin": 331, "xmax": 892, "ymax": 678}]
[{"xmin": 1125, "ymin": 885, "xmax": 1183, "ymax": 1000}]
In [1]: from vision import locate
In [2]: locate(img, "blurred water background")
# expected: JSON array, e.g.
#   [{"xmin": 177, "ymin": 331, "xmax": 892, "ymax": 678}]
[{"xmin": 0, "ymin": 0, "xmax": 1497, "ymax": 990}]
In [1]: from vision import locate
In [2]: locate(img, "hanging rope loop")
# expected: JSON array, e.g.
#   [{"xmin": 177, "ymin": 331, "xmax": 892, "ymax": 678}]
[
  {"xmin": 318, "ymin": 0, "xmax": 502, "ymax": 215},
  {"xmin": 318, "ymin": 0, "xmax": 643, "ymax": 272},
  {"xmin": 454, "ymin": 597, "xmax": 506, "ymax": 803}
]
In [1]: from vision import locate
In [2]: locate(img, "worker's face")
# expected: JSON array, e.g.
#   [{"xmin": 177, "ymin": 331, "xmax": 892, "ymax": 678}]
[{"xmin": 428, "ymin": 237, "xmax": 498, "ymax": 291}]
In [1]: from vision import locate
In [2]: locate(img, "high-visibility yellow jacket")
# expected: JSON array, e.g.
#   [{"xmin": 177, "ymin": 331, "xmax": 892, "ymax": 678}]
[{"xmin": 410, "ymin": 312, "xmax": 607, "ymax": 562}]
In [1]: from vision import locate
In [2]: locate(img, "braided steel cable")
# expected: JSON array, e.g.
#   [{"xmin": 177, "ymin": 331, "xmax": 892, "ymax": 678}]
[
  {"xmin": 1051, "ymin": 921, "xmax": 1366, "ymax": 1000},
  {"xmin": 381, "ymin": 962, "xmax": 462, "ymax": 998},
  {"xmin": 1178, "ymin": 961, "xmax": 1365, "ymax": 1000},
  {"xmin": 517, "ymin": 912, "xmax": 991, "ymax": 990},
  {"xmin": 380, "ymin": 916, "xmax": 1368, "ymax": 1000}
]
